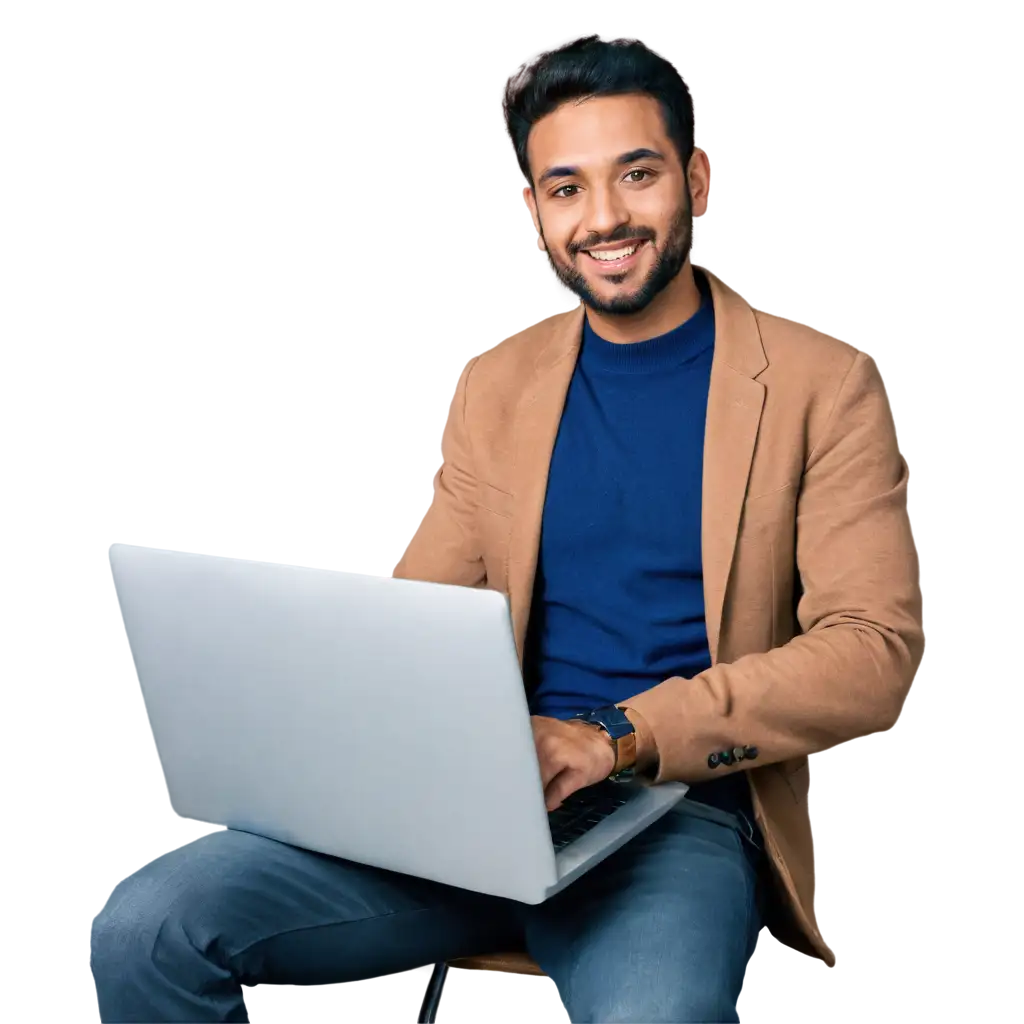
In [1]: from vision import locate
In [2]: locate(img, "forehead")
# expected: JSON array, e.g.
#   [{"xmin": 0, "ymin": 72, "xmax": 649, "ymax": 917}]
[{"xmin": 527, "ymin": 93, "xmax": 673, "ymax": 175}]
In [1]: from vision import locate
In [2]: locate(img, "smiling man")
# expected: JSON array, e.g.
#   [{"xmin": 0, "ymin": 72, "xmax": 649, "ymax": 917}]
[{"xmin": 91, "ymin": 35, "xmax": 923, "ymax": 1024}]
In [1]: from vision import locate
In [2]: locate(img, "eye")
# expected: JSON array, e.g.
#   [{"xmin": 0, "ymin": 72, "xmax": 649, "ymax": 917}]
[
  {"xmin": 625, "ymin": 168, "xmax": 651, "ymax": 183},
  {"xmin": 552, "ymin": 184, "xmax": 581, "ymax": 198}
]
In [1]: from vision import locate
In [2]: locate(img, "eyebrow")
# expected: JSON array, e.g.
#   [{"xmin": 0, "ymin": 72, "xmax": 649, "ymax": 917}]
[{"xmin": 537, "ymin": 148, "xmax": 666, "ymax": 185}]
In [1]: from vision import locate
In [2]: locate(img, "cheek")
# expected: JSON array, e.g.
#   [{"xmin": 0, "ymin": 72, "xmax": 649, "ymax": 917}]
[
  {"xmin": 538, "ymin": 206, "xmax": 579, "ymax": 250},
  {"xmin": 552, "ymin": 233, "xmax": 576, "ymax": 257}
]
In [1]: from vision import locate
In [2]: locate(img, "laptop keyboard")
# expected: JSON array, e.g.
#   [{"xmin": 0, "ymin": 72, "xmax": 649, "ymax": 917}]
[{"xmin": 548, "ymin": 780, "xmax": 632, "ymax": 851}]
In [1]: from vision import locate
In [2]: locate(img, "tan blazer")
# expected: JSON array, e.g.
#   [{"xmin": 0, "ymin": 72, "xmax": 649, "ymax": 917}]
[{"xmin": 392, "ymin": 266, "xmax": 924, "ymax": 965}]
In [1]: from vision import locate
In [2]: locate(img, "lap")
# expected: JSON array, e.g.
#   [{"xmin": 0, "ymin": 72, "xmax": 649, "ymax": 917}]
[
  {"xmin": 94, "ymin": 807, "xmax": 762, "ymax": 1021},
  {"xmin": 93, "ymin": 826, "xmax": 524, "ymax": 986},
  {"xmin": 521, "ymin": 805, "xmax": 764, "ymax": 1023}
]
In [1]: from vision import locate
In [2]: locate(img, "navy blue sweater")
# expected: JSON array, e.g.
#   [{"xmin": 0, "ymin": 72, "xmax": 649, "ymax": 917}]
[{"xmin": 523, "ymin": 270, "xmax": 751, "ymax": 816}]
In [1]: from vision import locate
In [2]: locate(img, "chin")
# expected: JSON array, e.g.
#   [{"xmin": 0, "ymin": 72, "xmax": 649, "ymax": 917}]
[
  {"xmin": 595, "ymin": 276, "xmax": 634, "ymax": 291},
  {"xmin": 592, "ymin": 280, "xmax": 643, "ymax": 303}
]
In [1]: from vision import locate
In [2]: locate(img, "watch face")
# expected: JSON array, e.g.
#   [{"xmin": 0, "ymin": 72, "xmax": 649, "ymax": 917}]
[{"xmin": 586, "ymin": 704, "xmax": 634, "ymax": 740}]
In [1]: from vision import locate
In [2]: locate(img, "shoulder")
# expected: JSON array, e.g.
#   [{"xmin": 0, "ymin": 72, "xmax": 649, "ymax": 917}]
[
  {"xmin": 460, "ymin": 305, "xmax": 581, "ymax": 412},
  {"xmin": 753, "ymin": 308, "xmax": 863, "ymax": 386},
  {"xmin": 748, "ymin": 305, "xmax": 895, "ymax": 468},
  {"xmin": 749, "ymin": 307, "xmax": 892, "ymax": 426}
]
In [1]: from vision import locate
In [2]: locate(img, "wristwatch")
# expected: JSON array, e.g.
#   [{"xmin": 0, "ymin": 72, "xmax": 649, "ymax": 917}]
[{"xmin": 571, "ymin": 704, "xmax": 637, "ymax": 783}]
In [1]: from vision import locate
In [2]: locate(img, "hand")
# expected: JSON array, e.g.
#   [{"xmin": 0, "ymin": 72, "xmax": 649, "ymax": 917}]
[{"xmin": 530, "ymin": 715, "xmax": 616, "ymax": 812}]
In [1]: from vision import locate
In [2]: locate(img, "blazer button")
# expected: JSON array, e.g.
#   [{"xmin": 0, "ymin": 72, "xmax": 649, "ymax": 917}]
[
  {"xmin": 732, "ymin": 746, "xmax": 746, "ymax": 762},
  {"xmin": 743, "ymin": 745, "xmax": 759, "ymax": 760},
  {"xmin": 720, "ymin": 750, "xmax": 734, "ymax": 766},
  {"xmin": 707, "ymin": 752, "xmax": 721, "ymax": 769}
]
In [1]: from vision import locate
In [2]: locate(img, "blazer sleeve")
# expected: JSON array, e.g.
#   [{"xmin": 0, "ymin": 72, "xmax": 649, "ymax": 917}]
[
  {"xmin": 622, "ymin": 350, "xmax": 925, "ymax": 784},
  {"xmin": 391, "ymin": 356, "xmax": 488, "ymax": 589}
]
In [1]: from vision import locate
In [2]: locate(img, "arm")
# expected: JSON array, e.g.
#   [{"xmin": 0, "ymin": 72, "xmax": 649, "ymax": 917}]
[
  {"xmin": 392, "ymin": 356, "xmax": 488, "ymax": 588},
  {"xmin": 621, "ymin": 351, "xmax": 925, "ymax": 784}
]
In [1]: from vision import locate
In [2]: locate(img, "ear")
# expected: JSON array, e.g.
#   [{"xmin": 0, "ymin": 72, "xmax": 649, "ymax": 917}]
[
  {"xmin": 523, "ymin": 186, "xmax": 546, "ymax": 251},
  {"xmin": 687, "ymin": 147, "xmax": 711, "ymax": 218},
  {"xmin": 520, "ymin": 187, "xmax": 544, "ymax": 234}
]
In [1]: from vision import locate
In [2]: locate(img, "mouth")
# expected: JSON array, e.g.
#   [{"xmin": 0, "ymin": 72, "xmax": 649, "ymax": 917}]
[{"xmin": 580, "ymin": 239, "xmax": 648, "ymax": 273}]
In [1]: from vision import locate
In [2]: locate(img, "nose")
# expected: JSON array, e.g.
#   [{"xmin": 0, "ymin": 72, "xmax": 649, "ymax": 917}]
[{"xmin": 582, "ymin": 183, "xmax": 630, "ymax": 242}]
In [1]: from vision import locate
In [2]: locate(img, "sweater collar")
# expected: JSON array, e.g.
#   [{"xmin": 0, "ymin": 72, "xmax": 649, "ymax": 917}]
[{"xmin": 579, "ymin": 269, "xmax": 714, "ymax": 374}]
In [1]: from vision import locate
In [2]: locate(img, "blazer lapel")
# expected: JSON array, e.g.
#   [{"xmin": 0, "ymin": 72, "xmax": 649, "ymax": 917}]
[
  {"xmin": 506, "ymin": 305, "xmax": 584, "ymax": 668},
  {"xmin": 699, "ymin": 268, "xmax": 768, "ymax": 665}
]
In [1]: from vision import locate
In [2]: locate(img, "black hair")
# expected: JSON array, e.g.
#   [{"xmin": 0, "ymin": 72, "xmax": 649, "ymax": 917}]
[{"xmin": 502, "ymin": 35, "xmax": 695, "ymax": 187}]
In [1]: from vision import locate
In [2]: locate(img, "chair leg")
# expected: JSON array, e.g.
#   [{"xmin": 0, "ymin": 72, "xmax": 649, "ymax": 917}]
[{"xmin": 418, "ymin": 962, "xmax": 449, "ymax": 1023}]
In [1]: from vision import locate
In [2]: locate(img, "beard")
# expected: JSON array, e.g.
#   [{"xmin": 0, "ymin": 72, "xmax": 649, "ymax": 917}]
[{"xmin": 540, "ymin": 190, "xmax": 693, "ymax": 316}]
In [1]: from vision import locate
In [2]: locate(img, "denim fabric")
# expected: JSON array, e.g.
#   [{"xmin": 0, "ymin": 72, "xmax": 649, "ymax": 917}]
[{"xmin": 91, "ymin": 799, "xmax": 764, "ymax": 1023}]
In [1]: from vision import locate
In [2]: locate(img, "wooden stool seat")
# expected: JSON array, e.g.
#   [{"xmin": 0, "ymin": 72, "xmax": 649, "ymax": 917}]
[
  {"xmin": 418, "ymin": 949, "xmax": 547, "ymax": 1020},
  {"xmin": 448, "ymin": 950, "xmax": 546, "ymax": 976}
]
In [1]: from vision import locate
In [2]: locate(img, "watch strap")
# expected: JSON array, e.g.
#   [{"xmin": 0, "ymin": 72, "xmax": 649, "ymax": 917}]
[
  {"xmin": 572, "ymin": 705, "xmax": 637, "ymax": 782},
  {"xmin": 610, "ymin": 727, "xmax": 637, "ymax": 780}
]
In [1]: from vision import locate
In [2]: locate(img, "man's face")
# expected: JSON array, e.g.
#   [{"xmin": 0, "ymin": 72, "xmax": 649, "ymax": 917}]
[{"xmin": 524, "ymin": 93, "xmax": 696, "ymax": 315}]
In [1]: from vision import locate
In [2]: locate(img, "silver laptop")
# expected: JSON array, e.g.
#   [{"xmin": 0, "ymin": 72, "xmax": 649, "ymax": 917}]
[{"xmin": 108, "ymin": 543, "xmax": 689, "ymax": 904}]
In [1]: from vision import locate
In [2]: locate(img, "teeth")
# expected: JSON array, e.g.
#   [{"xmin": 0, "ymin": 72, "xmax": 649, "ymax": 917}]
[{"xmin": 587, "ymin": 244, "xmax": 639, "ymax": 261}]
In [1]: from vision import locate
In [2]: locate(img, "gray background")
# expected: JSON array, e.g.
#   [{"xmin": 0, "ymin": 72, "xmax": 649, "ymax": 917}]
[{"xmin": 2, "ymin": 8, "xmax": 1024, "ymax": 1024}]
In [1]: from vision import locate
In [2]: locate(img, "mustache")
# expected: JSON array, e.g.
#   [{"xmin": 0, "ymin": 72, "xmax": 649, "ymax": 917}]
[{"xmin": 567, "ymin": 226, "xmax": 656, "ymax": 256}]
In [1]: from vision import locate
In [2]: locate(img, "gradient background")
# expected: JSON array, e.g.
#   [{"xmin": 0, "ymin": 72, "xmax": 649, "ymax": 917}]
[{"xmin": 1, "ymin": 2, "xmax": 1018, "ymax": 1020}]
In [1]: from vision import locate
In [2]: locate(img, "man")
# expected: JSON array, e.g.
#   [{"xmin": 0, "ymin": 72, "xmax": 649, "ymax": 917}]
[{"xmin": 91, "ymin": 35, "xmax": 924, "ymax": 1023}]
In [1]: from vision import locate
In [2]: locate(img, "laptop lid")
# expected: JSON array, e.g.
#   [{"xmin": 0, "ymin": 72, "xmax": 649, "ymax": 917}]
[{"xmin": 108, "ymin": 543, "xmax": 559, "ymax": 899}]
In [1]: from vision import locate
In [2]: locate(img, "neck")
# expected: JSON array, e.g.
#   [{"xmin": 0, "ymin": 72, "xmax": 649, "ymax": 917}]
[{"xmin": 584, "ymin": 261, "xmax": 701, "ymax": 344}]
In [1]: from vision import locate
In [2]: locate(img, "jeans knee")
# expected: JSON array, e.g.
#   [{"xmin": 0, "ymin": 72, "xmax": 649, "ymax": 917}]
[
  {"xmin": 575, "ymin": 1000, "xmax": 735, "ymax": 1024},
  {"xmin": 568, "ymin": 985, "xmax": 738, "ymax": 1023},
  {"xmin": 93, "ymin": 850, "xmax": 224, "ymax": 991},
  {"xmin": 91, "ymin": 871, "xmax": 169, "ymax": 980}
]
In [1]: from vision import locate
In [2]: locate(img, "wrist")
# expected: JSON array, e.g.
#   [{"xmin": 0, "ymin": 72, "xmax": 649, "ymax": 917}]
[
  {"xmin": 619, "ymin": 705, "xmax": 659, "ymax": 776},
  {"xmin": 570, "ymin": 709, "xmax": 634, "ymax": 779}
]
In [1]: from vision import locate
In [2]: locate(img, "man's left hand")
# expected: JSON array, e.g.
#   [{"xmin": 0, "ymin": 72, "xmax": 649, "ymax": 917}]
[{"xmin": 530, "ymin": 715, "xmax": 616, "ymax": 812}]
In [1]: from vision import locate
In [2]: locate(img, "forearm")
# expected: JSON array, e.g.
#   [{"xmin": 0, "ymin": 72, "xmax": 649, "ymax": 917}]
[{"xmin": 622, "ymin": 614, "xmax": 924, "ymax": 785}]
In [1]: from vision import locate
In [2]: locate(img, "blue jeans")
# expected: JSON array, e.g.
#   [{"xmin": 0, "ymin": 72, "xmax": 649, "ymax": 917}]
[{"xmin": 91, "ymin": 799, "xmax": 765, "ymax": 1023}]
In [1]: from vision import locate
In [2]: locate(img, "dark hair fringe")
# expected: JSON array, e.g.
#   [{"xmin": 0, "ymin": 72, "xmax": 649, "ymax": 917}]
[{"xmin": 503, "ymin": 35, "xmax": 695, "ymax": 186}]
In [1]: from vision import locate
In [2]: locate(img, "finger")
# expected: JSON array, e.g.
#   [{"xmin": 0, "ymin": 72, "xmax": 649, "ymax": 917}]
[
  {"xmin": 538, "ymin": 751, "xmax": 565, "ymax": 794},
  {"xmin": 545, "ymin": 766, "xmax": 587, "ymax": 811},
  {"xmin": 535, "ymin": 735, "xmax": 567, "ymax": 791}
]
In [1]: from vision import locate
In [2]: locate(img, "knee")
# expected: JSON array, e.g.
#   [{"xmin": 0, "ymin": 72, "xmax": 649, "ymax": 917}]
[
  {"xmin": 89, "ymin": 834, "xmax": 274, "ymax": 1021},
  {"xmin": 572, "ymin": 997, "xmax": 735, "ymax": 1024},
  {"xmin": 568, "ymin": 982, "xmax": 737, "ymax": 1023},
  {"xmin": 88, "ymin": 847, "xmax": 230, "ymax": 991},
  {"xmin": 91, "ymin": 864, "xmax": 181, "ymax": 980}
]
